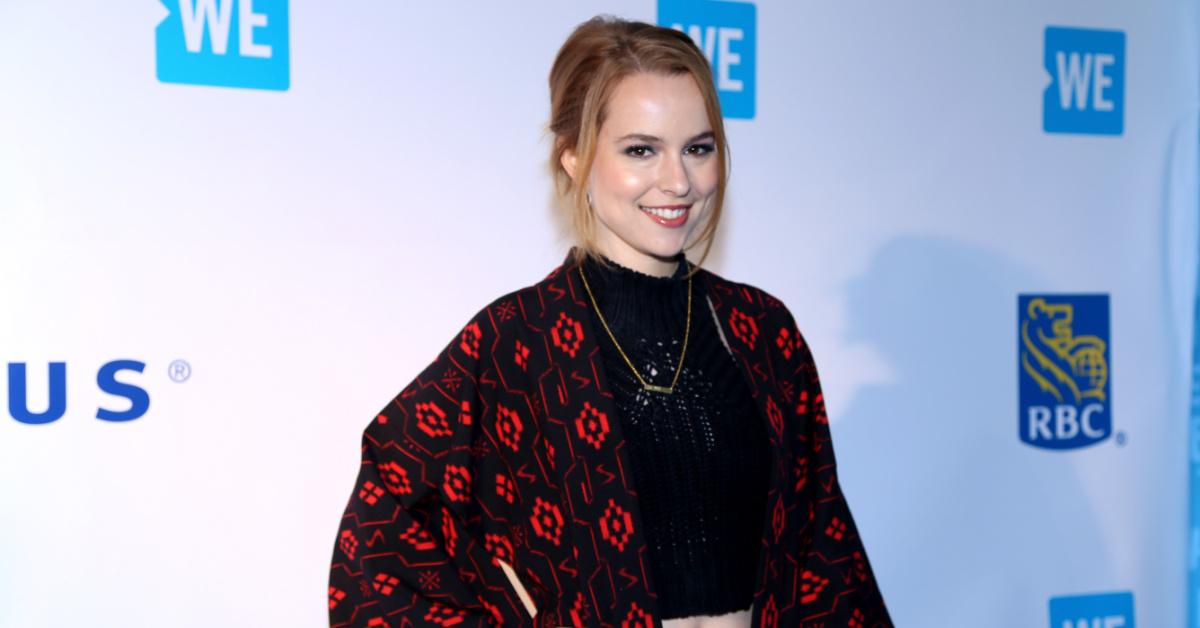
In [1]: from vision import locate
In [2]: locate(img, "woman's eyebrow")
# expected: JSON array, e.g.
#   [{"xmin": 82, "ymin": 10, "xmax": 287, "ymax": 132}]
[{"xmin": 615, "ymin": 131, "xmax": 715, "ymax": 144}]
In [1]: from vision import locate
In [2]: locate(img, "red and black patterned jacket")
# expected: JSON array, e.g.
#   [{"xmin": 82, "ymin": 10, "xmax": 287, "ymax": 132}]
[{"xmin": 329, "ymin": 251, "xmax": 892, "ymax": 627}]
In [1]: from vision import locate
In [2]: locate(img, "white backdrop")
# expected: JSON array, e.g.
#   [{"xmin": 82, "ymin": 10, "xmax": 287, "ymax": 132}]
[{"xmin": 0, "ymin": 1, "xmax": 1196, "ymax": 626}]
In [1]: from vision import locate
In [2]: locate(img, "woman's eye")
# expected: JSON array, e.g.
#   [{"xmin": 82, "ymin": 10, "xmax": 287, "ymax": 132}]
[
  {"xmin": 687, "ymin": 143, "xmax": 715, "ymax": 156},
  {"xmin": 624, "ymin": 145, "xmax": 654, "ymax": 158}
]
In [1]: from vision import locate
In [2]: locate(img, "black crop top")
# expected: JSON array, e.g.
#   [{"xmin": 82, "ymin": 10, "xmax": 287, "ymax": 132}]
[{"xmin": 577, "ymin": 251, "xmax": 772, "ymax": 619}]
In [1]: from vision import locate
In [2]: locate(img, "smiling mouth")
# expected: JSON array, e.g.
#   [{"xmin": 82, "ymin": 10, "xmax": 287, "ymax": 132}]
[{"xmin": 639, "ymin": 204, "xmax": 691, "ymax": 227}]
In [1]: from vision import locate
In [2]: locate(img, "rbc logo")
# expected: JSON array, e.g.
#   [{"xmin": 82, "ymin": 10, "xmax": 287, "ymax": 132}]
[
  {"xmin": 658, "ymin": 0, "xmax": 756, "ymax": 119},
  {"xmin": 1019, "ymin": 295, "xmax": 1111, "ymax": 450},
  {"xmin": 1043, "ymin": 26, "xmax": 1125, "ymax": 135},
  {"xmin": 156, "ymin": 0, "xmax": 290, "ymax": 91},
  {"xmin": 1048, "ymin": 591, "xmax": 1135, "ymax": 628}
]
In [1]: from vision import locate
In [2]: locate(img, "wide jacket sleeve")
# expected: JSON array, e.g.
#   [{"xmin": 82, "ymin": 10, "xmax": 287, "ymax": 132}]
[
  {"xmin": 328, "ymin": 303, "xmax": 536, "ymax": 627},
  {"xmin": 773, "ymin": 303, "xmax": 893, "ymax": 626}
]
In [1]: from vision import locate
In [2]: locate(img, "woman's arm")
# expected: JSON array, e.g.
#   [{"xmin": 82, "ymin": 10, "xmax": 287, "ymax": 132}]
[
  {"xmin": 781, "ymin": 308, "xmax": 893, "ymax": 625},
  {"xmin": 328, "ymin": 306, "xmax": 534, "ymax": 627}
]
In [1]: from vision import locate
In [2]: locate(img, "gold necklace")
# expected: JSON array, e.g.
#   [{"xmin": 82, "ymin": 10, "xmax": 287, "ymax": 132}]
[{"xmin": 577, "ymin": 259, "xmax": 692, "ymax": 394}]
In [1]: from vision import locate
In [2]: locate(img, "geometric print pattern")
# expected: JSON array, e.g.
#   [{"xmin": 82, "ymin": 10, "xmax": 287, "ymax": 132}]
[{"xmin": 329, "ymin": 250, "xmax": 893, "ymax": 627}]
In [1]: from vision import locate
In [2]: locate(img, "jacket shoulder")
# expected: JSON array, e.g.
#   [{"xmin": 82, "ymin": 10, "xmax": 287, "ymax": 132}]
[
  {"xmin": 699, "ymin": 266, "xmax": 798, "ymax": 324},
  {"xmin": 455, "ymin": 259, "xmax": 575, "ymax": 341}
]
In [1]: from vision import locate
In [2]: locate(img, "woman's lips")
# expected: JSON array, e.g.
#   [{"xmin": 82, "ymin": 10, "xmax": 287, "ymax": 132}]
[{"xmin": 639, "ymin": 204, "xmax": 690, "ymax": 228}]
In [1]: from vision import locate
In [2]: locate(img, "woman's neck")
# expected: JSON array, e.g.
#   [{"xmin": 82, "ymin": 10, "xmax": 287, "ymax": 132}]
[
  {"xmin": 594, "ymin": 245, "xmax": 683, "ymax": 278},
  {"xmin": 579, "ymin": 251, "xmax": 690, "ymax": 337}
]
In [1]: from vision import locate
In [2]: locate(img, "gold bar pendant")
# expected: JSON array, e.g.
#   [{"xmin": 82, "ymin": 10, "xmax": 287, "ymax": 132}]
[{"xmin": 643, "ymin": 384, "xmax": 674, "ymax": 394}]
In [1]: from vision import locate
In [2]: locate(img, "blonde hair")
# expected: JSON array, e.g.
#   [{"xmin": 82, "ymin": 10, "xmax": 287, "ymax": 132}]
[{"xmin": 547, "ymin": 15, "xmax": 729, "ymax": 277}]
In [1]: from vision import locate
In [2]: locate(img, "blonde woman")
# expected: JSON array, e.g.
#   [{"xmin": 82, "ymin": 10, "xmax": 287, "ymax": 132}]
[{"xmin": 329, "ymin": 16, "xmax": 891, "ymax": 628}]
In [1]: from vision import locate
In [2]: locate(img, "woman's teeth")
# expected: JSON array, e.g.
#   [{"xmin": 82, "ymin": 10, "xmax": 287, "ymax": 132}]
[{"xmin": 641, "ymin": 206, "xmax": 687, "ymax": 219}]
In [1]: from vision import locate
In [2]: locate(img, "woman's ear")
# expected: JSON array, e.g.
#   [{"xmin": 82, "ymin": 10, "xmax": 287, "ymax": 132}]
[{"xmin": 560, "ymin": 147, "xmax": 578, "ymax": 182}]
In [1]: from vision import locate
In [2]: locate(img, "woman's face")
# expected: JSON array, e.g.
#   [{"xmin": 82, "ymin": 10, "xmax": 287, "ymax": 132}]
[{"xmin": 564, "ymin": 72, "xmax": 719, "ymax": 276}]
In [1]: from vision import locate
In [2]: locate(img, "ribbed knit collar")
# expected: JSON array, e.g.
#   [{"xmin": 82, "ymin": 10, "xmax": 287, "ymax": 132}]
[{"xmin": 578, "ymin": 251, "xmax": 692, "ymax": 338}]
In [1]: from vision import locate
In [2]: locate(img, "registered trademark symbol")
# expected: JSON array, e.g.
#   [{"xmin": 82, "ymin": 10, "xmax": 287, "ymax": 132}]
[
  {"xmin": 168, "ymin": 360, "xmax": 191, "ymax": 383},
  {"xmin": 1115, "ymin": 431, "xmax": 1126, "ymax": 446}
]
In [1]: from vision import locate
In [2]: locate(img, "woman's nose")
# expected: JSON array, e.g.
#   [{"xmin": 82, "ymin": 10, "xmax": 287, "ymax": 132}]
[{"xmin": 657, "ymin": 155, "xmax": 691, "ymax": 197}]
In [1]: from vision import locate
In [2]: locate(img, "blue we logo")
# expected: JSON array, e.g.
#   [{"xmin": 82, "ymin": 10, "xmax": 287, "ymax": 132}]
[
  {"xmin": 1043, "ymin": 26, "xmax": 1125, "ymax": 135},
  {"xmin": 1049, "ymin": 591, "xmax": 1134, "ymax": 628},
  {"xmin": 156, "ymin": 0, "xmax": 290, "ymax": 91},
  {"xmin": 658, "ymin": 0, "xmax": 756, "ymax": 119}
]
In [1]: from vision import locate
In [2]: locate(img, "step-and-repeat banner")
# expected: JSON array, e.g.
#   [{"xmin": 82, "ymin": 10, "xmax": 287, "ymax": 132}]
[{"xmin": 1, "ymin": 1, "xmax": 1197, "ymax": 626}]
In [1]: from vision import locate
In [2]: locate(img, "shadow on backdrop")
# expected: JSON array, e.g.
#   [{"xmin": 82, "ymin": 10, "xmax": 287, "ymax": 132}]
[{"xmin": 833, "ymin": 236, "xmax": 1112, "ymax": 625}]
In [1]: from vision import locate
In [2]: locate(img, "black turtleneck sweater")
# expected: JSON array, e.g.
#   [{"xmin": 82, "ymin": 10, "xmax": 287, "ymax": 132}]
[{"xmin": 576, "ymin": 252, "xmax": 771, "ymax": 620}]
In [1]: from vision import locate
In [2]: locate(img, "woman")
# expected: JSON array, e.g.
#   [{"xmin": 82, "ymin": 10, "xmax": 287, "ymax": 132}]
[{"xmin": 329, "ymin": 16, "xmax": 891, "ymax": 628}]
